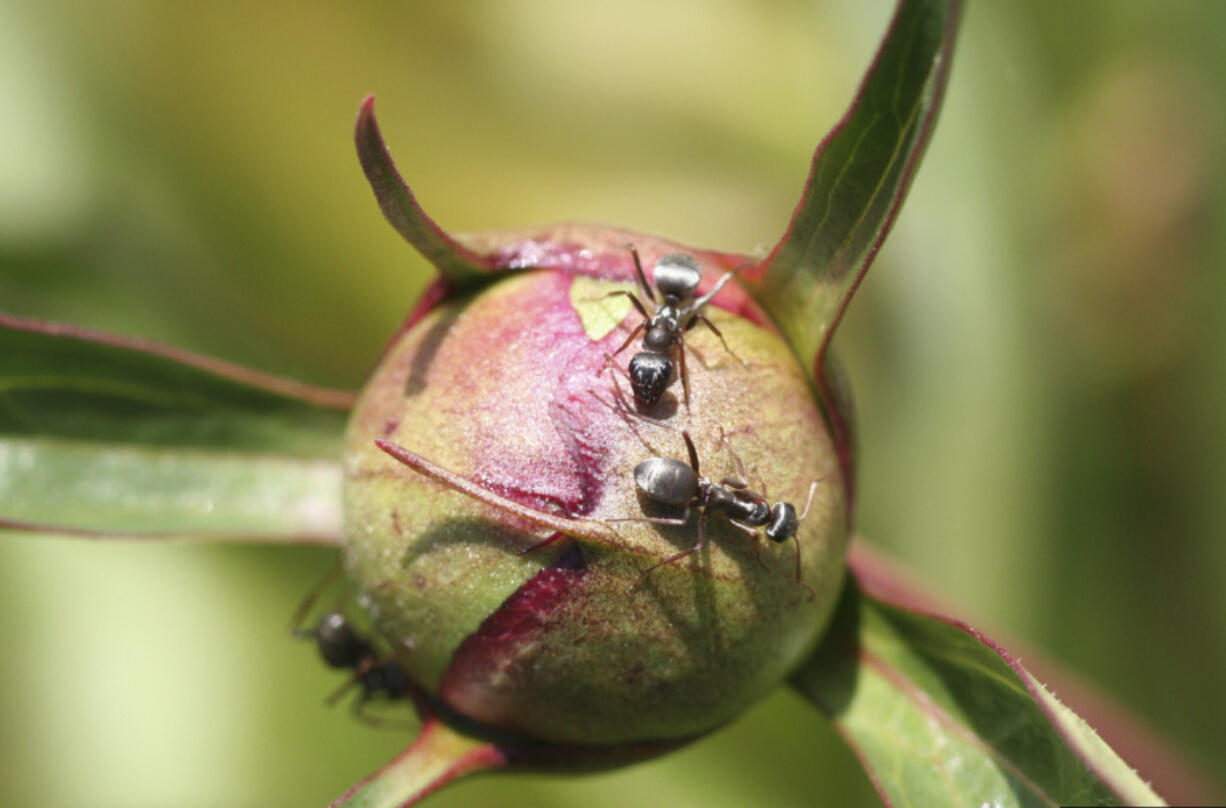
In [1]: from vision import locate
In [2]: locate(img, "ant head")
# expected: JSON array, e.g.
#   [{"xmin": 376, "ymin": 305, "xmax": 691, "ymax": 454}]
[
  {"xmin": 315, "ymin": 612, "xmax": 373, "ymax": 670},
  {"xmin": 652, "ymin": 253, "xmax": 702, "ymax": 301},
  {"xmin": 765, "ymin": 502, "xmax": 798, "ymax": 543}
]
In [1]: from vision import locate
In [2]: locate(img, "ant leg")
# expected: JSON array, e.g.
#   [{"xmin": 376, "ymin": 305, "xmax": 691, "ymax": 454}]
[
  {"xmin": 716, "ymin": 432, "xmax": 771, "ymax": 572},
  {"xmin": 686, "ymin": 341, "xmax": 713, "ymax": 369},
  {"xmin": 729, "ymin": 519, "xmax": 770, "ymax": 570},
  {"xmin": 608, "ymin": 321, "xmax": 647, "ymax": 361},
  {"xmin": 677, "ymin": 339, "xmax": 691, "ymax": 409},
  {"xmin": 324, "ymin": 659, "xmax": 372, "ymax": 706},
  {"xmin": 596, "ymin": 289, "xmax": 651, "ymax": 321},
  {"xmin": 727, "ymin": 519, "xmax": 760, "ymax": 538},
  {"xmin": 350, "ymin": 698, "xmax": 415, "ymax": 732},
  {"xmin": 791, "ymin": 534, "xmax": 816, "ymax": 600},
  {"xmin": 350, "ymin": 697, "xmax": 382, "ymax": 728},
  {"xmin": 630, "ymin": 508, "xmax": 707, "ymax": 591},
  {"xmin": 692, "ymin": 314, "xmax": 749, "ymax": 367},
  {"xmin": 691, "ymin": 267, "xmax": 738, "ymax": 309},
  {"xmin": 717, "ymin": 426, "xmax": 750, "ymax": 486},
  {"xmin": 681, "ymin": 430, "xmax": 701, "ymax": 476},
  {"xmin": 600, "ymin": 353, "xmax": 632, "ymax": 382},
  {"xmin": 790, "ymin": 482, "xmax": 820, "ymax": 599},
  {"xmin": 627, "ymin": 244, "xmax": 657, "ymax": 304},
  {"xmin": 288, "ymin": 562, "xmax": 343, "ymax": 638},
  {"xmin": 606, "ymin": 514, "xmax": 690, "ymax": 527},
  {"xmin": 589, "ymin": 370, "xmax": 675, "ymax": 453}
]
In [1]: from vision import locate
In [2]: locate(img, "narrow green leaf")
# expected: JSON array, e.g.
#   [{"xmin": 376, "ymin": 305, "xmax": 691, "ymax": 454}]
[
  {"xmin": 0, "ymin": 313, "xmax": 351, "ymax": 543},
  {"xmin": 332, "ymin": 718, "xmax": 506, "ymax": 808},
  {"xmin": 744, "ymin": 0, "xmax": 962, "ymax": 377},
  {"xmin": 355, "ymin": 96, "xmax": 498, "ymax": 286},
  {"xmin": 792, "ymin": 577, "xmax": 1166, "ymax": 807}
]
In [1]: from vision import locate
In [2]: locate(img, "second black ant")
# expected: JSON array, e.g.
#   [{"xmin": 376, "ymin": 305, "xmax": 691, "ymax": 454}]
[
  {"xmin": 290, "ymin": 571, "xmax": 412, "ymax": 727},
  {"xmin": 609, "ymin": 428, "xmax": 819, "ymax": 594}
]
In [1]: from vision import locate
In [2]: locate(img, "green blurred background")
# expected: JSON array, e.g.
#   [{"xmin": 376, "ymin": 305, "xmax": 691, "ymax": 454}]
[{"xmin": 2, "ymin": 1, "xmax": 1223, "ymax": 805}]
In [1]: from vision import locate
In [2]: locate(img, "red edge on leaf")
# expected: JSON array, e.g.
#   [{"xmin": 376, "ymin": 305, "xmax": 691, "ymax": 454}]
[
  {"xmin": 330, "ymin": 717, "xmax": 508, "ymax": 808},
  {"xmin": 0, "ymin": 517, "xmax": 345, "ymax": 547},
  {"xmin": 848, "ymin": 542, "xmax": 1219, "ymax": 805},
  {"xmin": 0, "ymin": 312, "xmax": 356, "ymax": 410},
  {"xmin": 860, "ymin": 641, "xmax": 1054, "ymax": 802}
]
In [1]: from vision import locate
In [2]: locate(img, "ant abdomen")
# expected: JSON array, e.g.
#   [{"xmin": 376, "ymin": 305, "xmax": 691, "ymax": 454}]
[
  {"xmin": 652, "ymin": 253, "xmax": 703, "ymax": 299},
  {"xmin": 633, "ymin": 457, "xmax": 698, "ymax": 506},
  {"xmin": 628, "ymin": 353, "xmax": 672, "ymax": 406}
]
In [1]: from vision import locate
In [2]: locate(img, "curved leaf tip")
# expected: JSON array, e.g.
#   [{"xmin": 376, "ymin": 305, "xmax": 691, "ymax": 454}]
[
  {"xmin": 745, "ymin": 0, "xmax": 963, "ymax": 366},
  {"xmin": 355, "ymin": 95, "xmax": 496, "ymax": 286},
  {"xmin": 741, "ymin": 0, "xmax": 963, "ymax": 518}
]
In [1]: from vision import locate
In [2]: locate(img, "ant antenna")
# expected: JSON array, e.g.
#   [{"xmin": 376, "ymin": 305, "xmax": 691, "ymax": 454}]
[{"xmin": 288, "ymin": 562, "xmax": 343, "ymax": 638}]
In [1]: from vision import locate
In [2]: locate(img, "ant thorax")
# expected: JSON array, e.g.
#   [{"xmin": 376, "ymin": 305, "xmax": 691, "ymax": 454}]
[{"xmin": 643, "ymin": 315, "xmax": 679, "ymax": 352}]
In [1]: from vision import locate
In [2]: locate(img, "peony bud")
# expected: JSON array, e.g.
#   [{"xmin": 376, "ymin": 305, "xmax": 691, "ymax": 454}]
[{"xmin": 342, "ymin": 229, "xmax": 848, "ymax": 746}]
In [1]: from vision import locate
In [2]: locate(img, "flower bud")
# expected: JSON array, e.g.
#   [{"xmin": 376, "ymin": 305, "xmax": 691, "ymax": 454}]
[{"xmin": 342, "ymin": 235, "xmax": 848, "ymax": 746}]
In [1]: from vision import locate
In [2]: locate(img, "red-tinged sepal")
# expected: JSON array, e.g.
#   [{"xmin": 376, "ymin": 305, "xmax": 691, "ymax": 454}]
[
  {"xmin": 333, "ymin": 706, "xmax": 688, "ymax": 808},
  {"xmin": 355, "ymin": 96, "xmax": 498, "ymax": 286}
]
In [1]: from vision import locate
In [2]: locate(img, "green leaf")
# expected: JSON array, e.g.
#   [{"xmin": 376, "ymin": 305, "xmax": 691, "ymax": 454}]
[
  {"xmin": 743, "ymin": 0, "xmax": 962, "ymax": 377},
  {"xmin": 355, "ymin": 96, "xmax": 498, "ymax": 286},
  {"xmin": 792, "ymin": 576, "xmax": 1167, "ymax": 807},
  {"xmin": 0, "ymin": 313, "xmax": 352, "ymax": 543}
]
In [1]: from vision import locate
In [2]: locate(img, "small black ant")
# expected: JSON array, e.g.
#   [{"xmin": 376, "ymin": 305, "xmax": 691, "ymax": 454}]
[
  {"xmin": 305, "ymin": 612, "xmax": 411, "ymax": 724},
  {"xmin": 610, "ymin": 428, "xmax": 818, "ymax": 592},
  {"xmin": 605, "ymin": 245, "xmax": 745, "ymax": 408},
  {"xmin": 290, "ymin": 572, "xmax": 411, "ymax": 726}
]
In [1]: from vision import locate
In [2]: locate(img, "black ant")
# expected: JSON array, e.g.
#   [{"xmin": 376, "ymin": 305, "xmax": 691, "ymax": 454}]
[
  {"xmin": 609, "ymin": 428, "xmax": 818, "ymax": 593},
  {"xmin": 290, "ymin": 571, "xmax": 411, "ymax": 726},
  {"xmin": 605, "ymin": 245, "xmax": 745, "ymax": 409}
]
